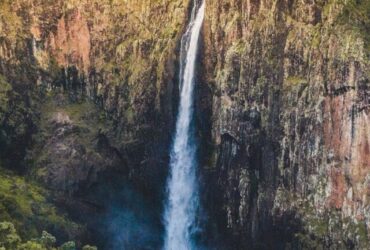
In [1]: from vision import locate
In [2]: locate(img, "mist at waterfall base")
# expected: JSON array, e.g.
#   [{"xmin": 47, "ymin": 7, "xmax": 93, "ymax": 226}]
[
  {"xmin": 91, "ymin": 175, "xmax": 209, "ymax": 250},
  {"xmin": 84, "ymin": 178, "xmax": 162, "ymax": 250}
]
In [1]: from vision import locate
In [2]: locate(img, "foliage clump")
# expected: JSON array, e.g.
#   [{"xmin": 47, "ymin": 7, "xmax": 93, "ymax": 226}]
[
  {"xmin": 0, "ymin": 168, "xmax": 81, "ymax": 243},
  {"xmin": 0, "ymin": 222, "xmax": 97, "ymax": 250},
  {"xmin": 82, "ymin": 245, "xmax": 97, "ymax": 250}
]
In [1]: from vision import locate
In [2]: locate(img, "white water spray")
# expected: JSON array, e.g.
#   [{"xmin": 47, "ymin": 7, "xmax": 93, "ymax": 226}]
[{"xmin": 164, "ymin": 1, "xmax": 205, "ymax": 249}]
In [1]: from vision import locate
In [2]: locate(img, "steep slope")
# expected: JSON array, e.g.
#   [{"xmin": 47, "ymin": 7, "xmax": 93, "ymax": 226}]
[
  {"xmin": 200, "ymin": 0, "xmax": 370, "ymax": 248},
  {"xmin": 1, "ymin": 0, "xmax": 370, "ymax": 249},
  {"xmin": 0, "ymin": 0, "xmax": 192, "ymax": 248},
  {"xmin": 1, "ymin": 0, "xmax": 191, "ymax": 191}
]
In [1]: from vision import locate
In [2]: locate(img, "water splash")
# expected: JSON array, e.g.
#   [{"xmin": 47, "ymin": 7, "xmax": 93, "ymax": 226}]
[{"xmin": 163, "ymin": 1, "xmax": 205, "ymax": 249}]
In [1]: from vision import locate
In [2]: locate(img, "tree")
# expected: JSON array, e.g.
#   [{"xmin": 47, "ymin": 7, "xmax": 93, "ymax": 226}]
[
  {"xmin": 0, "ymin": 221, "xmax": 96, "ymax": 250},
  {"xmin": 40, "ymin": 231, "xmax": 56, "ymax": 248},
  {"xmin": 0, "ymin": 221, "xmax": 21, "ymax": 249},
  {"xmin": 59, "ymin": 241, "xmax": 76, "ymax": 250},
  {"xmin": 82, "ymin": 245, "xmax": 98, "ymax": 250},
  {"xmin": 19, "ymin": 241, "xmax": 46, "ymax": 250}
]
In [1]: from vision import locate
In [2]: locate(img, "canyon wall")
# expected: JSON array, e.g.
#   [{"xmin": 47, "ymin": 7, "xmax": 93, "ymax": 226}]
[
  {"xmin": 1, "ymin": 0, "xmax": 195, "ymax": 195},
  {"xmin": 1, "ymin": 0, "xmax": 370, "ymax": 249},
  {"xmin": 1, "ymin": 0, "xmax": 191, "ymax": 248},
  {"xmin": 201, "ymin": 0, "xmax": 370, "ymax": 249}
]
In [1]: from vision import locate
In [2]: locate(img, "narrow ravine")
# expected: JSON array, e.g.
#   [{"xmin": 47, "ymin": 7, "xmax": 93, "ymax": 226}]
[{"xmin": 163, "ymin": 1, "xmax": 205, "ymax": 249}]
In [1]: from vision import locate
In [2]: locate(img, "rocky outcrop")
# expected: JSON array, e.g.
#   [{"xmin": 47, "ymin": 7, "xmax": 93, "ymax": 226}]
[
  {"xmin": 200, "ymin": 0, "xmax": 370, "ymax": 249},
  {"xmin": 32, "ymin": 96, "xmax": 122, "ymax": 195}
]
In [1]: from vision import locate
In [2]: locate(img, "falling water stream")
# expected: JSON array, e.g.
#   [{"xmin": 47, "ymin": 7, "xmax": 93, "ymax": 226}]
[{"xmin": 163, "ymin": 1, "xmax": 205, "ymax": 249}]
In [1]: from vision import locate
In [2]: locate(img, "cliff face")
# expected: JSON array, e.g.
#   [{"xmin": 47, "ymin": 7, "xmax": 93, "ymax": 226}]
[
  {"xmin": 1, "ymin": 0, "xmax": 370, "ymax": 249},
  {"xmin": 25, "ymin": 0, "xmax": 192, "ymax": 188},
  {"xmin": 201, "ymin": 0, "xmax": 370, "ymax": 248},
  {"xmin": 1, "ymin": 0, "xmax": 194, "ymax": 192},
  {"xmin": 0, "ymin": 0, "xmax": 191, "ymax": 248}
]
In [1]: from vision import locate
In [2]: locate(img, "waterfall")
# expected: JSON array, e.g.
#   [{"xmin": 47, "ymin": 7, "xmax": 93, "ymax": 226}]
[{"xmin": 163, "ymin": 1, "xmax": 205, "ymax": 249}]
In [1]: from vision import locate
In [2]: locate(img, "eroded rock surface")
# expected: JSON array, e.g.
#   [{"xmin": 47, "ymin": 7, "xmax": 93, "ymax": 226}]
[
  {"xmin": 200, "ymin": 0, "xmax": 370, "ymax": 248},
  {"xmin": 1, "ymin": 0, "xmax": 370, "ymax": 249}
]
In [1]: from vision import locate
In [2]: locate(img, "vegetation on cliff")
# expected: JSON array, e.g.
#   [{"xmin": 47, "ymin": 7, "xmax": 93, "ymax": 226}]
[
  {"xmin": 0, "ymin": 166, "xmax": 87, "ymax": 245},
  {"xmin": 203, "ymin": 0, "xmax": 370, "ymax": 248},
  {"xmin": 0, "ymin": 221, "xmax": 97, "ymax": 250},
  {"xmin": 0, "ymin": 74, "xmax": 37, "ymax": 171},
  {"xmin": 1, "ymin": 0, "xmax": 370, "ymax": 248},
  {"xmin": 1, "ymin": 0, "xmax": 191, "ymax": 248}
]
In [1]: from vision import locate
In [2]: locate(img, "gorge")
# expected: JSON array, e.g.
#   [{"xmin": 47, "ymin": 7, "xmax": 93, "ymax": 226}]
[{"xmin": 0, "ymin": 0, "xmax": 370, "ymax": 249}]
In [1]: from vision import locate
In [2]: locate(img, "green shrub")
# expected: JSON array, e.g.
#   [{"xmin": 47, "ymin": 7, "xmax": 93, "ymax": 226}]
[
  {"xmin": 40, "ymin": 231, "xmax": 56, "ymax": 248},
  {"xmin": 19, "ymin": 241, "xmax": 47, "ymax": 250},
  {"xmin": 0, "ymin": 221, "xmax": 21, "ymax": 249},
  {"xmin": 0, "ymin": 221, "xmax": 96, "ymax": 250},
  {"xmin": 82, "ymin": 245, "xmax": 98, "ymax": 250},
  {"xmin": 59, "ymin": 241, "xmax": 76, "ymax": 250}
]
